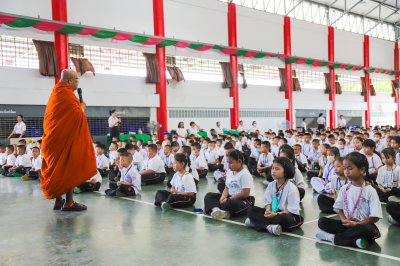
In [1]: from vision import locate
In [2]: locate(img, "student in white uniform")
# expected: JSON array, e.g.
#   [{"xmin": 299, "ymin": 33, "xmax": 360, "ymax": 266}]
[
  {"xmin": 180, "ymin": 146, "xmax": 200, "ymax": 185},
  {"xmin": 105, "ymin": 152, "xmax": 141, "ymax": 196},
  {"xmin": 376, "ymin": 148, "xmax": 400, "ymax": 202},
  {"xmin": 108, "ymin": 141, "xmax": 119, "ymax": 166},
  {"xmin": 301, "ymin": 133, "xmax": 312, "ymax": 157},
  {"xmin": 140, "ymin": 144, "xmax": 166, "ymax": 185},
  {"xmin": 317, "ymin": 158, "xmax": 348, "ymax": 213},
  {"xmin": 95, "ymin": 143, "xmax": 110, "ymax": 177},
  {"xmin": 176, "ymin": 122, "xmax": 188, "ymax": 146},
  {"xmin": 0, "ymin": 145, "xmax": 6, "ymax": 167},
  {"xmin": 249, "ymin": 121, "xmax": 259, "ymax": 133},
  {"xmin": 187, "ymin": 121, "xmax": 201, "ymax": 137},
  {"xmin": 237, "ymin": 120, "xmax": 246, "ymax": 132},
  {"xmin": 215, "ymin": 121, "xmax": 223, "ymax": 136},
  {"xmin": 154, "ymin": 153, "xmax": 197, "ymax": 210},
  {"xmin": 362, "ymin": 139, "xmax": 382, "ymax": 182},
  {"xmin": 317, "ymin": 113, "xmax": 325, "ymax": 130},
  {"xmin": 316, "ymin": 152, "xmax": 382, "ymax": 249},
  {"xmin": 8, "ymin": 114, "xmax": 26, "ymax": 139},
  {"xmin": 75, "ymin": 171, "xmax": 102, "ymax": 193},
  {"xmin": 248, "ymin": 138, "xmax": 261, "ymax": 175},
  {"xmin": 192, "ymin": 142, "xmax": 208, "ymax": 178},
  {"xmin": 311, "ymin": 147, "xmax": 340, "ymax": 194},
  {"xmin": 373, "ymin": 132, "xmax": 385, "ymax": 154},
  {"xmin": 257, "ymin": 141, "xmax": 274, "ymax": 180},
  {"xmin": 205, "ymin": 141, "xmax": 219, "ymax": 172},
  {"xmin": 245, "ymin": 157, "xmax": 303, "ymax": 236},
  {"xmin": 204, "ymin": 150, "xmax": 255, "ymax": 220},
  {"xmin": 6, "ymin": 145, "xmax": 32, "ymax": 177},
  {"xmin": 279, "ymin": 147, "xmax": 306, "ymax": 200},
  {"xmin": 293, "ymin": 144, "xmax": 308, "ymax": 173},
  {"xmin": 1, "ymin": 145, "xmax": 16, "ymax": 175},
  {"xmin": 337, "ymin": 115, "xmax": 347, "ymax": 128},
  {"xmin": 22, "ymin": 147, "xmax": 42, "ymax": 181},
  {"xmin": 163, "ymin": 145, "xmax": 174, "ymax": 176},
  {"xmin": 301, "ymin": 118, "xmax": 307, "ymax": 133}
]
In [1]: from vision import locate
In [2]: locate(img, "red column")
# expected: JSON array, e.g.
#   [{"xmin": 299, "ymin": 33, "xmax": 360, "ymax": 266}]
[
  {"xmin": 153, "ymin": 0, "xmax": 168, "ymax": 139},
  {"xmin": 364, "ymin": 35, "xmax": 371, "ymax": 129},
  {"xmin": 328, "ymin": 26, "xmax": 336, "ymax": 129},
  {"xmin": 284, "ymin": 16, "xmax": 293, "ymax": 130},
  {"xmin": 52, "ymin": 0, "xmax": 69, "ymax": 83},
  {"xmin": 228, "ymin": 3, "xmax": 239, "ymax": 129},
  {"xmin": 395, "ymin": 42, "xmax": 399, "ymax": 128}
]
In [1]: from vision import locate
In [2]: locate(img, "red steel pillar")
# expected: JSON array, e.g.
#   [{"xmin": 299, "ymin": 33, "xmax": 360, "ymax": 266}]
[
  {"xmin": 328, "ymin": 26, "xmax": 336, "ymax": 129},
  {"xmin": 284, "ymin": 16, "xmax": 293, "ymax": 130},
  {"xmin": 52, "ymin": 0, "xmax": 69, "ymax": 83},
  {"xmin": 395, "ymin": 42, "xmax": 399, "ymax": 128},
  {"xmin": 364, "ymin": 35, "xmax": 371, "ymax": 129},
  {"xmin": 228, "ymin": 3, "xmax": 239, "ymax": 129}
]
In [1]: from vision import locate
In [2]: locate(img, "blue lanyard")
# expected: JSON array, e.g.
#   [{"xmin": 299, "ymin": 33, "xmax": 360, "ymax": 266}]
[{"xmin": 122, "ymin": 164, "xmax": 133, "ymax": 180}]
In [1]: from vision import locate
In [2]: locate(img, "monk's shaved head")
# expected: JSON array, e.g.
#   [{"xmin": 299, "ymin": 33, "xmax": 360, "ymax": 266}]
[{"xmin": 60, "ymin": 69, "xmax": 79, "ymax": 90}]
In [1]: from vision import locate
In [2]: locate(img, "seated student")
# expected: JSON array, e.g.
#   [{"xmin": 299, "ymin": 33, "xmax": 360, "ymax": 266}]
[
  {"xmin": 214, "ymin": 142, "xmax": 235, "ymax": 193},
  {"xmin": 204, "ymin": 150, "xmax": 255, "ymax": 220},
  {"xmin": 363, "ymin": 139, "xmax": 382, "ymax": 182},
  {"xmin": 95, "ymin": 143, "xmax": 109, "ymax": 177},
  {"xmin": 125, "ymin": 144, "xmax": 144, "ymax": 171},
  {"xmin": 156, "ymin": 141, "xmax": 164, "ymax": 159},
  {"xmin": 108, "ymin": 141, "xmax": 119, "ymax": 166},
  {"xmin": 307, "ymin": 139, "xmax": 322, "ymax": 179},
  {"xmin": 245, "ymin": 157, "xmax": 303, "ymax": 236},
  {"xmin": 105, "ymin": 152, "xmax": 141, "ymax": 196},
  {"xmin": 205, "ymin": 141, "xmax": 219, "ymax": 172},
  {"xmin": 178, "ymin": 145, "xmax": 199, "ymax": 185},
  {"xmin": 257, "ymin": 141, "xmax": 274, "ymax": 181},
  {"xmin": 216, "ymin": 139, "xmax": 225, "ymax": 163},
  {"xmin": 311, "ymin": 147, "xmax": 340, "ymax": 194},
  {"xmin": 387, "ymin": 199, "xmax": 400, "ymax": 225},
  {"xmin": 140, "ymin": 144, "xmax": 166, "ymax": 185},
  {"xmin": 75, "ymin": 171, "xmax": 102, "ymax": 193},
  {"xmin": 7, "ymin": 145, "xmax": 32, "ymax": 177},
  {"xmin": 351, "ymin": 136, "xmax": 364, "ymax": 153},
  {"xmin": 161, "ymin": 134, "xmax": 171, "ymax": 148},
  {"xmin": 17, "ymin": 139, "xmax": 33, "ymax": 158},
  {"xmin": 317, "ymin": 158, "xmax": 348, "ymax": 213},
  {"xmin": 316, "ymin": 152, "xmax": 382, "ymax": 249},
  {"xmin": 248, "ymin": 138, "xmax": 262, "ymax": 175},
  {"xmin": 293, "ymin": 144, "xmax": 308, "ymax": 173},
  {"xmin": 373, "ymin": 132, "xmax": 385, "ymax": 154},
  {"xmin": 302, "ymin": 133, "xmax": 312, "ymax": 158},
  {"xmin": 337, "ymin": 138, "xmax": 349, "ymax": 157},
  {"xmin": 154, "ymin": 153, "xmax": 197, "ymax": 210},
  {"xmin": 375, "ymin": 148, "xmax": 400, "ymax": 202},
  {"xmin": 271, "ymin": 136, "xmax": 280, "ymax": 158},
  {"xmin": 192, "ymin": 142, "xmax": 208, "ymax": 178},
  {"xmin": 163, "ymin": 145, "xmax": 174, "ymax": 176},
  {"xmin": 279, "ymin": 147, "xmax": 306, "ymax": 200},
  {"xmin": 139, "ymin": 143, "xmax": 148, "ymax": 161},
  {"xmin": 1, "ymin": 145, "xmax": 16, "ymax": 175},
  {"xmin": 0, "ymin": 144, "xmax": 6, "ymax": 168},
  {"xmin": 108, "ymin": 148, "xmax": 127, "ymax": 182},
  {"xmin": 21, "ymin": 147, "xmax": 42, "ymax": 181}
]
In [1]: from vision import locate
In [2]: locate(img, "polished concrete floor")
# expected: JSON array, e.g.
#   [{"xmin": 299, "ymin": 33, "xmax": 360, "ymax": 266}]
[{"xmin": 0, "ymin": 173, "xmax": 399, "ymax": 266}]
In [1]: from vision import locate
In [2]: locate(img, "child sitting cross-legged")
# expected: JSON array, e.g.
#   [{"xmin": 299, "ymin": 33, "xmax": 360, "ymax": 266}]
[
  {"xmin": 154, "ymin": 153, "xmax": 197, "ymax": 210},
  {"xmin": 21, "ymin": 147, "xmax": 42, "ymax": 181},
  {"xmin": 7, "ymin": 145, "xmax": 32, "ymax": 177},
  {"xmin": 74, "ymin": 171, "xmax": 102, "ymax": 193},
  {"xmin": 105, "ymin": 152, "xmax": 141, "ymax": 197}
]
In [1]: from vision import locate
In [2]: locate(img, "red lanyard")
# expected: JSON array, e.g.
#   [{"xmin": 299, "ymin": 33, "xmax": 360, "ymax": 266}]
[{"xmin": 344, "ymin": 183, "xmax": 364, "ymax": 219}]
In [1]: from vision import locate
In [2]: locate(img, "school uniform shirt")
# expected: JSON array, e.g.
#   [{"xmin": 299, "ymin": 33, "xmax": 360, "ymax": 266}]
[
  {"xmin": 26, "ymin": 148, "xmax": 33, "ymax": 158},
  {"xmin": 375, "ymin": 142, "xmax": 385, "ymax": 154},
  {"xmin": 31, "ymin": 155, "xmax": 42, "ymax": 170},
  {"xmin": 205, "ymin": 148, "xmax": 219, "ymax": 164},
  {"xmin": 187, "ymin": 127, "xmax": 199, "ymax": 136},
  {"xmin": 235, "ymin": 141, "xmax": 243, "ymax": 152},
  {"xmin": 301, "ymin": 121, "xmax": 307, "ymax": 130},
  {"xmin": 249, "ymin": 125, "xmax": 259, "ymax": 133},
  {"xmin": 132, "ymin": 151, "xmax": 144, "ymax": 170},
  {"xmin": 170, "ymin": 172, "xmax": 197, "ymax": 193},
  {"xmin": 176, "ymin": 128, "xmax": 187, "ymax": 138},
  {"xmin": 215, "ymin": 127, "xmax": 223, "ymax": 135},
  {"xmin": 142, "ymin": 155, "xmax": 166, "ymax": 173},
  {"xmin": 91, "ymin": 171, "xmax": 103, "ymax": 183},
  {"xmin": 109, "ymin": 151, "xmax": 118, "ymax": 165},
  {"xmin": 186, "ymin": 158, "xmax": 199, "ymax": 181},
  {"xmin": 217, "ymin": 146, "xmax": 225, "ymax": 157},
  {"xmin": 292, "ymin": 168, "xmax": 306, "ymax": 189},
  {"xmin": 330, "ymin": 176, "xmax": 349, "ymax": 193},
  {"xmin": 96, "ymin": 154, "xmax": 109, "ymax": 170},
  {"xmin": 120, "ymin": 164, "xmax": 141, "ymax": 194},
  {"xmin": 139, "ymin": 149, "xmax": 148, "ymax": 161},
  {"xmin": 257, "ymin": 153, "xmax": 274, "ymax": 167},
  {"xmin": 6, "ymin": 154, "xmax": 16, "ymax": 166},
  {"xmin": 376, "ymin": 165, "xmax": 400, "ymax": 188},
  {"xmin": 225, "ymin": 168, "xmax": 255, "ymax": 197},
  {"xmin": 286, "ymin": 137, "xmax": 296, "ymax": 146},
  {"xmin": 250, "ymin": 146, "xmax": 260, "ymax": 161},
  {"xmin": 108, "ymin": 116, "xmax": 119, "ymax": 128},
  {"xmin": 13, "ymin": 122, "xmax": 26, "ymax": 134},
  {"xmin": 322, "ymin": 162, "xmax": 336, "ymax": 181},
  {"xmin": 237, "ymin": 125, "xmax": 245, "ymax": 132},
  {"xmin": 317, "ymin": 117, "xmax": 325, "ymax": 126},
  {"xmin": 262, "ymin": 181, "xmax": 301, "ymax": 215},
  {"xmin": 308, "ymin": 149, "xmax": 322, "ymax": 163},
  {"xmin": 163, "ymin": 153, "xmax": 174, "ymax": 168},
  {"xmin": 0, "ymin": 153, "xmax": 6, "ymax": 165},
  {"xmin": 271, "ymin": 144, "xmax": 280, "ymax": 158},
  {"xmin": 15, "ymin": 154, "xmax": 32, "ymax": 167},
  {"xmin": 365, "ymin": 154, "xmax": 383, "ymax": 173},
  {"xmin": 193, "ymin": 154, "xmax": 208, "ymax": 170},
  {"xmin": 334, "ymin": 184, "xmax": 382, "ymax": 221},
  {"xmin": 396, "ymin": 152, "xmax": 400, "ymax": 167},
  {"xmin": 157, "ymin": 149, "xmax": 164, "ymax": 159},
  {"xmin": 302, "ymin": 143, "xmax": 312, "ymax": 157},
  {"xmin": 295, "ymin": 153, "xmax": 308, "ymax": 166},
  {"xmin": 337, "ymin": 118, "xmax": 347, "ymax": 128},
  {"xmin": 338, "ymin": 147, "xmax": 348, "ymax": 157},
  {"xmin": 318, "ymin": 156, "xmax": 327, "ymax": 170}
]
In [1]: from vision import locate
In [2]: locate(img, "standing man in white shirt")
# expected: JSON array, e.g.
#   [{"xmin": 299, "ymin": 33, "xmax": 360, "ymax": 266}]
[
  {"xmin": 237, "ymin": 120, "xmax": 246, "ymax": 132},
  {"xmin": 337, "ymin": 115, "xmax": 347, "ymax": 129},
  {"xmin": 215, "ymin": 121, "xmax": 223, "ymax": 135},
  {"xmin": 108, "ymin": 110, "xmax": 121, "ymax": 141},
  {"xmin": 8, "ymin": 114, "xmax": 26, "ymax": 139},
  {"xmin": 317, "ymin": 113, "xmax": 326, "ymax": 131}
]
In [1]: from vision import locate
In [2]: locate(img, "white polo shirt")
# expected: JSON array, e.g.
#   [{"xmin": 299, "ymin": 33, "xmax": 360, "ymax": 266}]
[
  {"xmin": 14, "ymin": 122, "xmax": 26, "ymax": 134},
  {"xmin": 142, "ymin": 155, "xmax": 166, "ymax": 173},
  {"xmin": 15, "ymin": 154, "xmax": 32, "ymax": 167}
]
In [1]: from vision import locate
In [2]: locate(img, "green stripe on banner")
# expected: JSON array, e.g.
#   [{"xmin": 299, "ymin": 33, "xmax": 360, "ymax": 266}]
[
  {"xmin": 129, "ymin": 35, "xmax": 150, "ymax": 43},
  {"xmin": 345, "ymin": 65, "xmax": 353, "ymax": 70},
  {"xmin": 6, "ymin": 18, "xmax": 40, "ymax": 28},
  {"xmin": 320, "ymin": 61, "xmax": 329, "ymax": 67},
  {"xmin": 331, "ymin": 64, "xmax": 340, "ymax": 69},
  {"xmin": 286, "ymin": 57, "xmax": 299, "ymax": 63},
  {"xmin": 188, "ymin": 43, "xmax": 204, "ymax": 49},
  {"xmin": 365, "ymin": 69, "xmax": 374, "ymax": 73},
  {"xmin": 235, "ymin": 49, "xmax": 248, "ymax": 56},
  {"xmin": 213, "ymin": 45, "xmax": 224, "ymax": 50},
  {"xmin": 58, "ymin": 25, "xmax": 84, "ymax": 34},
  {"xmin": 305, "ymin": 59, "xmax": 315, "ymax": 65},
  {"xmin": 253, "ymin": 52, "xmax": 266, "ymax": 58},
  {"xmin": 158, "ymin": 40, "xmax": 179, "ymax": 47},
  {"xmin": 92, "ymin": 30, "xmax": 118, "ymax": 38}
]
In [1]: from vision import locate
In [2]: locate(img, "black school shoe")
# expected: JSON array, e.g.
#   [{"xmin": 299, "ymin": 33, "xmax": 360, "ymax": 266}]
[{"xmin": 105, "ymin": 189, "xmax": 117, "ymax": 197}]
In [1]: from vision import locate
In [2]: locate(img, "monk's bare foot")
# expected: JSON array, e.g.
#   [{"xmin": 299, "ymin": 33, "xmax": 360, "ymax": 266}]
[{"xmin": 53, "ymin": 197, "xmax": 65, "ymax": 210}]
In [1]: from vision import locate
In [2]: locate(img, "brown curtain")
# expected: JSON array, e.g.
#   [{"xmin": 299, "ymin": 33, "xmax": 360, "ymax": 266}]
[
  {"xmin": 391, "ymin": 80, "xmax": 399, "ymax": 97},
  {"xmin": 70, "ymin": 57, "xmax": 95, "ymax": 76},
  {"xmin": 278, "ymin": 68, "xmax": 287, "ymax": 92},
  {"xmin": 292, "ymin": 70, "xmax": 301, "ymax": 92},
  {"xmin": 33, "ymin": 40, "xmax": 59, "ymax": 77},
  {"xmin": 360, "ymin": 77, "xmax": 367, "ymax": 96},
  {"xmin": 143, "ymin": 53, "xmax": 160, "ymax": 84},
  {"xmin": 335, "ymin": 75, "xmax": 342, "ymax": 94},
  {"xmin": 167, "ymin": 66, "xmax": 185, "ymax": 82},
  {"xmin": 324, "ymin": 73, "xmax": 331, "ymax": 94},
  {"xmin": 370, "ymin": 84, "xmax": 376, "ymax": 96},
  {"xmin": 220, "ymin": 62, "xmax": 234, "ymax": 88},
  {"xmin": 238, "ymin": 64, "xmax": 247, "ymax": 89}
]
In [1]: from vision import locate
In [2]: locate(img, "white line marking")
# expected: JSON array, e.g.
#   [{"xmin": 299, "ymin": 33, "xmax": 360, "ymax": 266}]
[
  {"xmin": 302, "ymin": 214, "xmax": 338, "ymax": 225},
  {"xmin": 93, "ymin": 191, "xmax": 400, "ymax": 262}
]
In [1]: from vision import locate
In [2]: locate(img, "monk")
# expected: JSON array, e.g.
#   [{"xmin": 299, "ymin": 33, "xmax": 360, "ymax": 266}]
[{"xmin": 40, "ymin": 69, "xmax": 97, "ymax": 211}]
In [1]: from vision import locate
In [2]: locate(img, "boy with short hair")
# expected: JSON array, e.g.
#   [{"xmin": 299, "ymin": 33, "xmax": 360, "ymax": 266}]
[
  {"xmin": 96, "ymin": 143, "xmax": 110, "ymax": 177},
  {"xmin": 7, "ymin": 145, "xmax": 32, "ymax": 177},
  {"xmin": 140, "ymin": 144, "xmax": 166, "ymax": 184},
  {"xmin": 21, "ymin": 147, "xmax": 42, "ymax": 181},
  {"xmin": 1, "ymin": 145, "xmax": 16, "ymax": 175}
]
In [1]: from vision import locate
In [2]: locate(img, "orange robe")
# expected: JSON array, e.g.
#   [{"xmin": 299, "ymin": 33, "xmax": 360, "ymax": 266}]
[{"xmin": 40, "ymin": 82, "xmax": 97, "ymax": 199}]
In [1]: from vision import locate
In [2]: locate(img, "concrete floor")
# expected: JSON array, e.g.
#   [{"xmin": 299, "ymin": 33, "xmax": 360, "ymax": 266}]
[{"xmin": 0, "ymin": 174, "xmax": 399, "ymax": 266}]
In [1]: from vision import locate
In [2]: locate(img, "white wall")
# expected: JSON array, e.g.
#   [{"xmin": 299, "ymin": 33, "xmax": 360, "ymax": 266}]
[
  {"xmin": 0, "ymin": 0, "xmax": 52, "ymax": 20},
  {"xmin": 370, "ymin": 37, "xmax": 394, "ymax": 70},
  {"xmin": 371, "ymin": 93, "xmax": 396, "ymax": 126},
  {"xmin": 335, "ymin": 28, "xmax": 364, "ymax": 66}
]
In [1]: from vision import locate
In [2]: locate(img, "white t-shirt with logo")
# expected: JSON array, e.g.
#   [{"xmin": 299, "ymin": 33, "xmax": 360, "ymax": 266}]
[
  {"xmin": 376, "ymin": 165, "xmax": 400, "ymax": 188},
  {"xmin": 225, "ymin": 168, "xmax": 255, "ymax": 197},
  {"xmin": 262, "ymin": 181, "xmax": 301, "ymax": 215},
  {"xmin": 170, "ymin": 172, "xmax": 197, "ymax": 193},
  {"xmin": 142, "ymin": 155, "xmax": 166, "ymax": 173}
]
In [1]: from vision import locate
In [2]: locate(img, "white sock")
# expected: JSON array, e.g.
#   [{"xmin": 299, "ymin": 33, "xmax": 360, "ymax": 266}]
[{"xmin": 212, "ymin": 207, "xmax": 220, "ymax": 212}]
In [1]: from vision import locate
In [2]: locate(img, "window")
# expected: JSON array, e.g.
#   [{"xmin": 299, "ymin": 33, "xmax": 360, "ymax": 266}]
[
  {"xmin": 0, "ymin": 35, "xmax": 39, "ymax": 68},
  {"xmin": 339, "ymin": 74, "xmax": 361, "ymax": 92},
  {"xmin": 372, "ymin": 79, "xmax": 392, "ymax": 94}
]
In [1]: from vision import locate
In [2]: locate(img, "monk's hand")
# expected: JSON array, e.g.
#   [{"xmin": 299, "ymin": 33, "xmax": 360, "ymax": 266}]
[{"xmin": 81, "ymin": 101, "xmax": 87, "ymax": 111}]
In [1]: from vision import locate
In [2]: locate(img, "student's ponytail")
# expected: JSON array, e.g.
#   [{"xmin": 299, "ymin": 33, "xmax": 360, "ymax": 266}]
[{"xmin": 227, "ymin": 149, "xmax": 245, "ymax": 165}]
